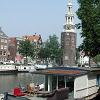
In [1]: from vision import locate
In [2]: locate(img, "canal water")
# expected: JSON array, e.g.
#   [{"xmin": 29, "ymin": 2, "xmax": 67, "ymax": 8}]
[{"xmin": 0, "ymin": 73, "xmax": 45, "ymax": 93}]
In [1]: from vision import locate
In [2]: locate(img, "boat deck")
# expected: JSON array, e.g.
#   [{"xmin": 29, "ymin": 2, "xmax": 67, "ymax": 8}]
[
  {"xmin": 3, "ymin": 92, "xmax": 96, "ymax": 100},
  {"xmin": 1, "ymin": 94, "xmax": 47, "ymax": 100},
  {"xmin": 26, "ymin": 95, "xmax": 47, "ymax": 100},
  {"xmin": 1, "ymin": 88, "xmax": 74, "ymax": 100},
  {"xmin": 26, "ymin": 95, "xmax": 73, "ymax": 100},
  {"xmin": 1, "ymin": 93, "xmax": 74, "ymax": 100}
]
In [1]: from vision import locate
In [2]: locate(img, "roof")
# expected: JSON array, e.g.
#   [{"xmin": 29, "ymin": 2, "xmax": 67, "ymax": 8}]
[
  {"xmin": 32, "ymin": 67, "xmax": 87, "ymax": 77},
  {"xmin": 24, "ymin": 34, "xmax": 42, "ymax": 42},
  {"xmin": 78, "ymin": 67, "xmax": 100, "ymax": 72},
  {"xmin": 0, "ymin": 27, "xmax": 8, "ymax": 38}
]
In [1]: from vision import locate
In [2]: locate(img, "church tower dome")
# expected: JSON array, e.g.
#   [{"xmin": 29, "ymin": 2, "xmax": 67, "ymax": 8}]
[{"xmin": 64, "ymin": 0, "xmax": 75, "ymax": 32}]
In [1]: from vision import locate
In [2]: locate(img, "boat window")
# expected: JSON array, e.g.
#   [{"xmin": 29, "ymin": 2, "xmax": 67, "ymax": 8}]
[{"xmin": 52, "ymin": 76, "xmax": 74, "ymax": 92}]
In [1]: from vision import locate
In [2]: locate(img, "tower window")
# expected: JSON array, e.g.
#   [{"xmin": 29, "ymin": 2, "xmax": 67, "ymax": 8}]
[
  {"xmin": 69, "ymin": 7, "xmax": 71, "ymax": 12},
  {"xmin": 71, "ymin": 17, "xmax": 72, "ymax": 22},
  {"xmin": 68, "ymin": 17, "xmax": 70, "ymax": 23}
]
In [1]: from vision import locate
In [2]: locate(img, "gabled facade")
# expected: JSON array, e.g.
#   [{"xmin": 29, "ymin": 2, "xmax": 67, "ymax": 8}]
[
  {"xmin": 23, "ymin": 33, "xmax": 42, "ymax": 48},
  {"xmin": 0, "ymin": 27, "xmax": 8, "ymax": 62}
]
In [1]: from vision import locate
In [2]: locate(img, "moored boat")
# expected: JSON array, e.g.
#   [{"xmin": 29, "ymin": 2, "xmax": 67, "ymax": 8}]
[
  {"xmin": 16, "ymin": 64, "xmax": 36, "ymax": 73},
  {"xmin": 0, "ymin": 94, "xmax": 4, "ymax": 100},
  {"xmin": 30, "ymin": 67, "xmax": 100, "ymax": 100},
  {"xmin": 34, "ymin": 63, "xmax": 53, "ymax": 70},
  {"xmin": 0, "ymin": 64, "xmax": 18, "ymax": 74}
]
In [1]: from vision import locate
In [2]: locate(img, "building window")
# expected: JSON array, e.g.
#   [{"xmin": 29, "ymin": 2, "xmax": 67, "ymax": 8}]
[
  {"xmin": 2, "ymin": 58, "xmax": 4, "ymax": 61},
  {"xmin": 1, "ymin": 39, "xmax": 4, "ymax": 42},
  {"xmin": 1, "ymin": 45, "xmax": 3, "ymax": 49},
  {"xmin": 4, "ymin": 58, "xmax": 6, "ymax": 61},
  {"xmin": 0, "ymin": 51, "xmax": 2, "ymax": 55},
  {"xmin": 1, "ymin": 58, "xmax": 3, "ymax": 61},
  {"xmin": 5, "ymin": 40, "xmax": 7, "ymax": 43},
  {"xmin": 4, "ymin": 46, "xmax": 7, "ymax": 49},
  {"xmin": 3, "ymin": 51, "xmax": 6, "ymax": 56}
]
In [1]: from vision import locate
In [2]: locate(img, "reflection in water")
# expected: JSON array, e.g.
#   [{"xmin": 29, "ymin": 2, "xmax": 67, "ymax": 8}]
[{"xmin": 0, "ymin": 73, "xmax": 44, "ymax": 93}]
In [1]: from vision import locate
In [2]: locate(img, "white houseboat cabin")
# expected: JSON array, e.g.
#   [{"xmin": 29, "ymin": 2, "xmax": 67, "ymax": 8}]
[{"xmin": 32, "ymin": 67, "xmax": 100, "ymax": 100}]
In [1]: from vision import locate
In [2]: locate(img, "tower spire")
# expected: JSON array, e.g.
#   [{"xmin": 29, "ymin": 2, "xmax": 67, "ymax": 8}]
[
  {"xmin": 68, "ymin": 0, "xmax": 71, "ymax": 3},
  {"xmin": 64, "ymin": 0, "xmax": 75, "ymax": 32}
]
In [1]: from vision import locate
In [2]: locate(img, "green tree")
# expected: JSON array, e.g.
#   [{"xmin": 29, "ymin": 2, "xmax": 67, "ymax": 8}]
[
  {"xmin": 38, "ymin": 46, "xmax": 50, "ymax": 64},
  {"xmin": 38, "ymin": 34, "xmax": 62, "ymax": 65},
  {"xmin": 76, "ymin": 0, "xmax": 100, "ymax": 65},
  {"xmin": 93, "ymin": 54, "xmax": 100, "ymax": 66},
  {"xmin": 30, "ymin": 45, "xmax": 40, "ymax": 62},
  {"xmin": 18, "ymin": 40, "xmax": 34, "ymax": 64}
]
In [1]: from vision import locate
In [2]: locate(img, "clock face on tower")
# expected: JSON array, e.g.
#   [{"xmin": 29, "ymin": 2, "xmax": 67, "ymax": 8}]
[
  {"xmin": 67, "ymin": 24, "xmax": 75, "ymax": 30},
  {"xmin": 67, "ymin": 24, "xmax": 71, "ymax": 30},
  {"xmin": 64, "ymin": 24, "xmax": 75, "ymax": 31}
]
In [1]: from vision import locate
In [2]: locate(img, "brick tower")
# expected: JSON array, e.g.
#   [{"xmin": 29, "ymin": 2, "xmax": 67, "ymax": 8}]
[{"xmin": 61, "ymin": 0, "xmax": 76, "ymax": 66}]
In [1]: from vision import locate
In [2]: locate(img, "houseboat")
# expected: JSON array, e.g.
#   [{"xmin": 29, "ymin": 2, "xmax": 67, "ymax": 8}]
[
  {"xmin": 31, "ymin": 67, "xmax": 100, "ymax": 100},
  {"xmin": 16, "ymin": 64, "xmax": 36, "ymax": 72},
  {"xmin": 34, "ymin": 63, "xmax": 53, "ymax": 70},
  {"xmin": 0, "ymin": 62, "xmax": 18, "ymax": 74}
]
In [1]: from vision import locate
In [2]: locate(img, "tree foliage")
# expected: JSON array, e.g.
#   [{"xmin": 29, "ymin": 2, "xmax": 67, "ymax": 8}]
[
  {"xmin": 93, "ymin": 54, "xmax": 100, "ymax": 65},
  {"xmin": 76, "ymin": 0, "xmax": 100, "ymax": 57},
  {"xmin": 38, "ymin": 34, "xmax": 62, "ymax": 64},
  {"xmin": 18, "ymin": 40, "xmax": 34, "ymax": 64}
]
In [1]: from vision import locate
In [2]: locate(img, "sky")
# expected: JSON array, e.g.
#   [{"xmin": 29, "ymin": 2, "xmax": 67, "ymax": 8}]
[{"xmin": 0, "ymin": 0, "xmax": 82, "ymax": 46}]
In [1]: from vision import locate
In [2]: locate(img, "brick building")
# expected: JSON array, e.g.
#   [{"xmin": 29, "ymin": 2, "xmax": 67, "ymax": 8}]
[{"xmin": 8, "ymin": 37, "xmax": 17, "ymax": 61}]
